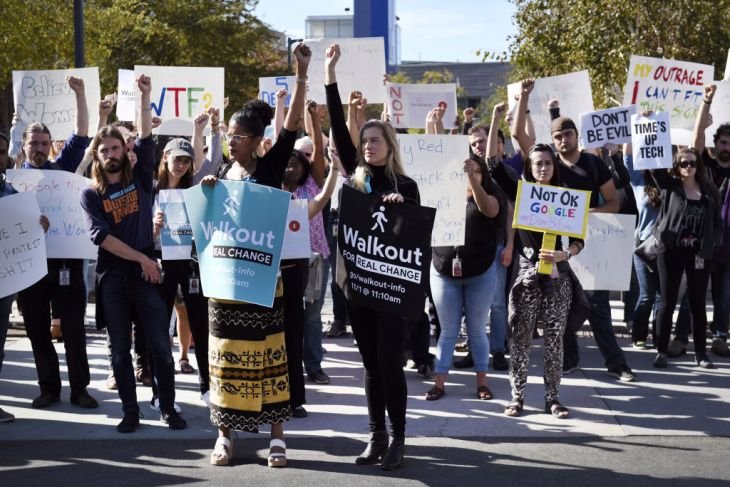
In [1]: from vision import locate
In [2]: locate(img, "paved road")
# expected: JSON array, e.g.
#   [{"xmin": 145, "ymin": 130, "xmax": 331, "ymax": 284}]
[{"xmin": 2, "ymin": 323, "xmax": 729, "ymax": 485}]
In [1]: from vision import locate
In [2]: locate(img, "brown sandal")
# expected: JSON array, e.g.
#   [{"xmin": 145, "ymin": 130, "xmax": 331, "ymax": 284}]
[
  {"xmin": 425, "ymin": 385, "xmax": 445, "ymax": 401},
  {"xmin": 477, "ymin": 385, "xmax": 493, "ymax": 400}
]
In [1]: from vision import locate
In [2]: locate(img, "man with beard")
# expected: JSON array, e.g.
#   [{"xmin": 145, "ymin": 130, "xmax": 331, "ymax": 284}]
[
  {"xmin": 692, "ymin": 84, "xmax": 730, "ymax": 357},
  {"xmin": 511, "ymin": 82, "xmax": 637, "ymax": 382},
  {"xmin": 80, "ymin": 75, "xmax": 186, "ymax": 433},
  {"xmin": 16, "ymin": 77, "xmax": 100, "ymax": 409}
]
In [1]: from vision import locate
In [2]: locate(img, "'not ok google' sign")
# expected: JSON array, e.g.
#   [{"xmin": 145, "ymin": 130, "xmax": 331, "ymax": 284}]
[{"xmin": 513, "ymin": 181, "xmax": 590, "ymax": 238}]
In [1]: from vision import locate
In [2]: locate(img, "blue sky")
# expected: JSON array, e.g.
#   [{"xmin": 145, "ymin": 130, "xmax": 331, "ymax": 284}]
[{"xmin": 254, "ymin": 0, "xmax": 517, "ymax": 63}]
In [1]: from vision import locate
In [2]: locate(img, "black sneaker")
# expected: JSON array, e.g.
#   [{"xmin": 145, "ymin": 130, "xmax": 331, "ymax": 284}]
[
  {"xmin": 453, "ymin": 352, "xmax": 474, "ymax": 369},
  {"xmin": 696, "ymin": 355, "xmax": 715, "ymax": 369},
  {"xmin": 161, "ymin": 410, "xmax": 187, "ymax": 430},
  {"xmin": 117, "ymin": 413, "xmax": 140, "ymax": 433},
  {"xmin": 292, "ymin": 406, "xmax": 308, "ymax": 418},
  {"xmin": 31, "ymin": 393, "xmax": 60, "ymax": 409},
  {"xmin": 70, "ymin": 390, "xmax": 99, "ymax": 409},
  {"xmin": 607, "ymin": 365, "xmax": 637, "ymax": 382},
  {"xmin": 653, "ymin": 353, "xmax": 668, "ymax": 368},
  {"xmin": 307, "ymin": 369, "xmax": 331, "ymax": 384},
  {"xmin": 492, "ymin": 352, "xmax": 509, "ymax": 371},
  {"xmin": 562, "ymin": 360, "xmax": 580, "ymax": 375},
  {"xmin": 416, "ymin": 363, "xmax": 434, "ymax": 379},
  {"xmin": 326, "ymin": 320, "xmax": 348, "ymax": 337}
]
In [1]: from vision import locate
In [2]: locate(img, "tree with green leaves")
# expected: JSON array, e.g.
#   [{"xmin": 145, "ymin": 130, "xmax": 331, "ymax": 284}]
[
  {"xmin": 0, "ymin": 0, "xmax": 287, "ymax": 132},
  {"xmin": 484, "ymin": 0, "xmax": 730, "ymax": 110}
]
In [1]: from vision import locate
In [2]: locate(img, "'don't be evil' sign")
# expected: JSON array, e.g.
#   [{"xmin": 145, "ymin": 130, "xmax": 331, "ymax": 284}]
[{"xmin": 579, "ymin": 105, "xmax": 637, "ymax": 149}]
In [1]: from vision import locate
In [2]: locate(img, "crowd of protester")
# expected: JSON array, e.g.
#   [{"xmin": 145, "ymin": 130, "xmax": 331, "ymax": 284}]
[{"xmin": 0, "ymin": 41, "xmax": 728, "ymax": 473}]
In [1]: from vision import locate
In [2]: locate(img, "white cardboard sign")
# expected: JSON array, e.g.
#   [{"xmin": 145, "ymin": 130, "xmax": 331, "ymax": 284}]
[
  {"xmin": 704, "ymin": 79, "xmax": 730, "ymax": 148},
  {"xmin": 386, "ymin": 83, "xmax": 457, "ymax": 129},
  {"xmin": 258, "ymin": 76, "xmax": 295, "ymax": 108},
  {"xmin": 0, "ymin": 192, "xmax": 48, "ymax": 298},
  {"xmin": 7, "ymin": 169, "xmax": 97, "ymax": 260},
  {"xmin": 623, "ymin": 55, "xmax": 713, "ymax": 146},
  {"xmin": 508, "ymin": 71, "xmax": 594, "ymax": 147},
  {"xmin": 564, "ymin": 213, "xmax": 637, "ymax": 291},
  {"xmin": 134, "ymin": 65, "xmax": 225, "ymax": 136},
  {"xmin": 281, "ymin": 199, "xmax": 311, "ymax": 259},
  {"xmin": 631, "ymin": 112, "xmax": 672, "ymax": 170},
  {"xmin": 305, "ymin": 37, "xmax": 387, "ymax": 104},
  {"xmin": 116, "ymin": 69, "xmax": 137, "ymax": 122},
  {"xmin": 12, "ymin": 67, "xmax": 101, "ymax": 141},
  {"xmin": 580, "ymin": 105, "xmax": 637, "ymax": 149},
  {"xmin": 397, "ymin": 134, "xmax": 468, "ymax": 246}
]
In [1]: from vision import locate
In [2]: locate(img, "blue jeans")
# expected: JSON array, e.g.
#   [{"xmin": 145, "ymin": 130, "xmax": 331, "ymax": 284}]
[
  {"xmin": 0, "ymin": 294, "xmax": 14, "ymax": 374},
  {"xmin": 432, "ymin": 264, "xmax": 496, "ymax": 374},
  {"xmin": 488, "ymin": 245, "xmax": 508, "ymax": 354},
  {"xmin": 564, "ymin": 290, "xmax": 627, "ymax": 370},
  {"xmin": 711, "ymin": 260, "xmax": 730, "ymax": 338},
  {"xmin": 303, "ymin": 257, "xmax": 330, "ymax": 373},
  {"xmin": 100, "ymin": 268, "xmax": 176, "ymax": 415},
  {"xmin": 632, "ymin": 254, "xmax": 659, "ymax": 342}
]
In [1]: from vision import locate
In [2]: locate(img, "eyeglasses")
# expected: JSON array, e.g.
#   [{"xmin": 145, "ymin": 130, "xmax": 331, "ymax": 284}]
[
  {"xmin": 678, "ymin": 160, "xmax": 697, "ymax": 169},
  {"xmin": 227, "ymin": 134, "xmax": 255, "ymax": 144}
]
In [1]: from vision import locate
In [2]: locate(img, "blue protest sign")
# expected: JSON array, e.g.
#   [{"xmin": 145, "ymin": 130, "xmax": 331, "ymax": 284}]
[
  {"xmin": 183, "ymin": 181, "xmax": 290, "ymax": 307},
  {"xmin": 158, "ymin": 189, "xmax": 192, "ymax": 260}
]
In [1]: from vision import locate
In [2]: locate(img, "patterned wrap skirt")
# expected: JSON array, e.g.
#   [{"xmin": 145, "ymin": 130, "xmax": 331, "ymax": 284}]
[{"xmin": 208, "ymin": 280, "xmax": 291, "ymax": 431}]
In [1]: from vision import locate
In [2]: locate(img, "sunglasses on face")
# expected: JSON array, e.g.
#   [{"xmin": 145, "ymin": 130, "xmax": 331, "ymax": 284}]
[{"xmin": 678, "ymin": 160, "xmax": 697, "ymax": 169}]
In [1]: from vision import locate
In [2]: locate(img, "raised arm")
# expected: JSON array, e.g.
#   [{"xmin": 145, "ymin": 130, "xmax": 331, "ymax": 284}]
[
  {"xmin": 192, "ymin": 111, "xmax": 209, "ymax": 172},
  {"xmin": 284, "ymin": 44, "xmax": 311, "ymax": 132},
  {"xmin": 274, "ymin": 88, "xmax": 287, "ymax": 137},
  {"xmin": 98, "ymin": 94, "xmax": 116, "ymax": 130},
  {"xmin": 325, "ymin": 44, "xmax": 358, "ymax": 174},
  {"xmin": 692, "ymin": 84, "xmax": 715, "ymax": 153},
  {"xmin": 461, "ymin": 107, "xmax": 475, "ymax": 135},
  {"xmin": 465, "ymin": 159, "xmax": 499, "ymax": 217},
  {"xmin": 308, "ymin": 153, "xmax": 341, "ymax": 218},
  {"xmin": 137, "ymin": 75, "xmax": 152, "ymax": 138},
  {"xmin": 512, "ymin": 79, "xmax": 534, "ymax": 154},
  {"xmin": 487, "ymin": 102, "xmax": 506, "ymax": 159},
  {"xmin": 356, "ymin": 94, "xmax": 368, "ymax": 130},
  {"xmin": 347, "ymin": 91, "xmax": 362, "ymax": 149},
  {"xmin": 67, "ymin": 76, "xmax": 89, "ymax": 137},
  {"xmin": 307, "ymin": 100, "xmax": 326, "ymax": 187}
]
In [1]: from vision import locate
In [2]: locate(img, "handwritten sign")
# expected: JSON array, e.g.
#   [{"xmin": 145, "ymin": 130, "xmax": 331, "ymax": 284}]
[
  {"xmin": 134, "ymin": 65, "xmax": 225, "ymax": 136},
  {"xmin": 386, "ymin": 83, "xmax": 457, "ymax": 129},
  {"xmin": 508, "ymin": 71, "xmax": 593, "ymax": 146},
  {"xmin": 116, "ymin": 69, "xmax": 137, "ymax": 122},
  {"xmin": 397, "ymin": 134, "xmax": 468, "ymax": 246},
  {"xmin": 0, "ymin": 192, "xmax": 48, "ymax": 298},
  {"xmin": 563, "ymin": 213, "xmax": 636, "ymax": 291},
  {"xmin": 580, "ymin": 105, "xmax": 637, "ymax": 149},
  {"xmin": 281, "ymin": 199, "xmax": 311, "ymax": 259},
  {"xmin": 623, "ymin": 55, "xmax": 713, "ymax": 146},
  {"xmin": 631, "ymin": 112, "xmax": 672, "ymax": 170},
  {"xmin": 259, "ymin": 76, "xmax": 295, "ymax": 108},
  {"xmin": 7, "ymin": 169, "xmax": 96, "ymax": 259},
  {"xmin": 183, "ymin": 181, "xmax": 290, "ymax": 307},
  {"xmin": 513, "ymin": 181, "xmax": 590, "ymax": 238},
  {"xmin": 305, "ymin": 37, "xmax": 386, "ymax": 104},
  {"xmin": 12, "ymin": 67, "xmax": 101, "ymax": 141},
  {"xmin": 158, "ymin": 189, "xmax": 192, "ymax": 261}
]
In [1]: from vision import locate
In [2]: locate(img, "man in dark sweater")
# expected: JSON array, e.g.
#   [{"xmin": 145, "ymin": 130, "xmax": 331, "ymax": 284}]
[
  {"xmin": 550, "ymin": 115, "xmax": 637, "ymax": 382},
  {"xmin": 80, "ymin": 74, "xmax": 186, "ymax": 433}
]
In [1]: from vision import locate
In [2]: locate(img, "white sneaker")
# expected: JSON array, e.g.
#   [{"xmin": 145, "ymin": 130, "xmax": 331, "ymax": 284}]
[
  {"xmin": 201, "ymin": 391, "xmax": 211, "ymax": 408},
  {"xmin": 150, "ymin": 397, "xmax": 182, "ymax": 413}
]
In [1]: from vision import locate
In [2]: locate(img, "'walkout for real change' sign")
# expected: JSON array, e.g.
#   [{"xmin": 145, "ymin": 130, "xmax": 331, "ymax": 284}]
[
  {"xmin": 183, "ymin": 181, "xmax": 290, "ymax": 307},
  {"xmin": 337, "ymin": 185, "xmax": 435, "ymax": 320}
]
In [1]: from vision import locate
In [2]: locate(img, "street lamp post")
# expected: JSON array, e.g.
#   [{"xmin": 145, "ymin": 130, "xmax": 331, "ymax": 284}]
[
  {"xmin": 74, "ymin": 0, "xmax": 85, "ymax": 67},
  {"xmin": 287, "ymin": 37, "xmax": 304, "ymax": 71}
]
